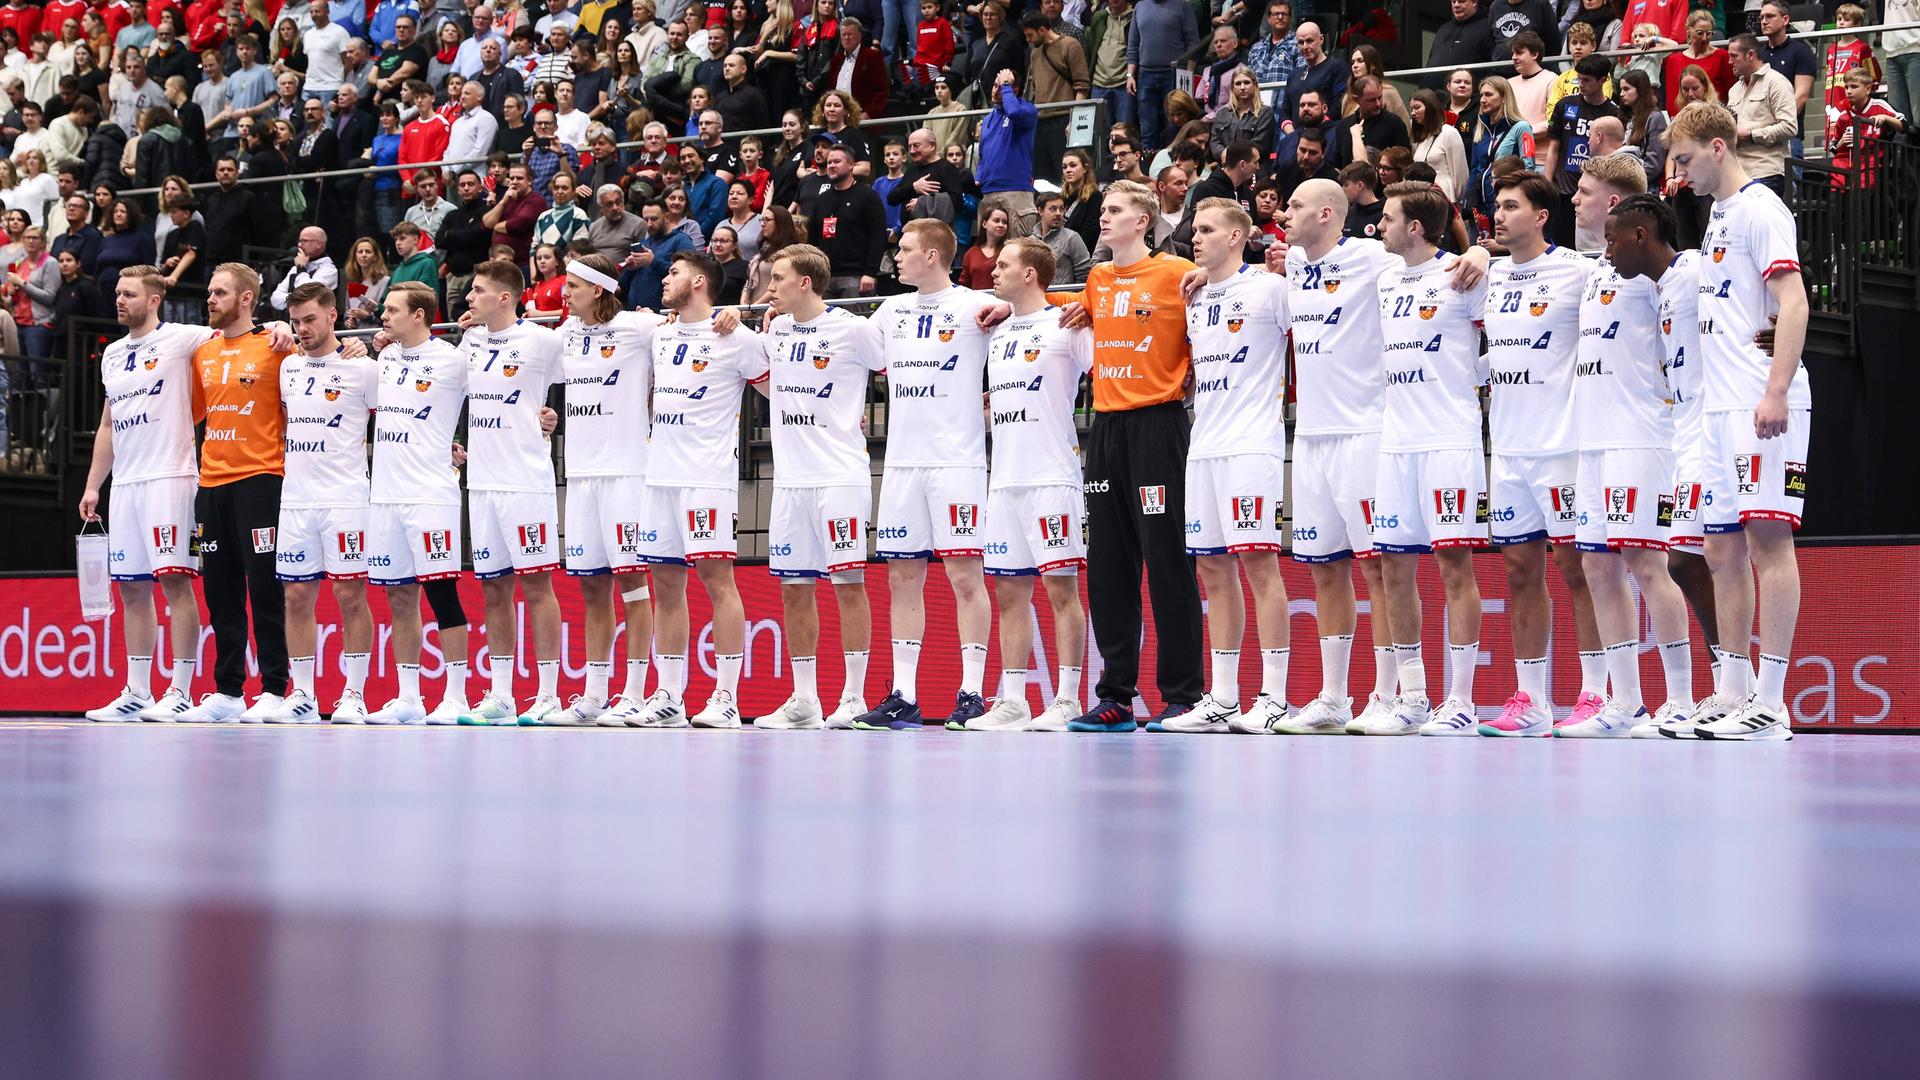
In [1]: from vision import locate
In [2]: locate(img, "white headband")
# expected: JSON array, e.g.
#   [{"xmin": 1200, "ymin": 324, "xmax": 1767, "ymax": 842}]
[{"xmin": 568, "ymin": 262, "xmax": 621, "ymax": 295}]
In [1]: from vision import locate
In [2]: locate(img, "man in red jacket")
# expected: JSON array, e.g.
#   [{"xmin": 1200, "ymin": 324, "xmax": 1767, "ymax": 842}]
[
  {"xmin": 827, "ymin": 17, "xmax": 890, "ymax": 119},
  {"xmin": 36, "ymin": 0, "xmax": 91, "ymax": 39}
]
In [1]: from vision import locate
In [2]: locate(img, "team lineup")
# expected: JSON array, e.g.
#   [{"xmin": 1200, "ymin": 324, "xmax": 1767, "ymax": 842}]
[{"xmin": 77, "ymin": 103, "xmax": 1808, "ymax": 742}]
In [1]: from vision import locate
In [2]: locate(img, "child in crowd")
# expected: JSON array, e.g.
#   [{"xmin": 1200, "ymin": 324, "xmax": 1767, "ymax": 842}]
[
  {"xmin": 1824, "ymin": 4, "xmax": 1882, "ymax": 123},
  {"xmin": 1547, "ymin": 23, "xmax": 1613, "ymax": 114},
  {"xmin": 737, "ymin": 135, "xmax": 771, "ymax": 211}
]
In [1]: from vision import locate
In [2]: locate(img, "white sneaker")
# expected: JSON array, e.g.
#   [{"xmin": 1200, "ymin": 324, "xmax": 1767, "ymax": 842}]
[
  {"xmin": 88, "ymin": 687, "xmax": 154, "ymax": 722},
  {"xmin": 269, "ymin": 690, "xmax": 321, "ymax": 724},
  {"xmin": 1695, "ymin": 695, "xmax": 1793, "ymax": 741},
  {"xmin": 329, "ymin": 691, "xmax": 369, "ymax": 724},
  {"xmin": 426, "ymin": 697, "xmax": 470, "ymax": 725},
  {"xmin": 629, "ymin": 690, "xmax": 688, "ymax": 728},
  {"xmin": 240, "ymin": 693, "xmax": 286, "ymax": 723},
  {"xmin": 1665, "ymin": 692, "xmax": 1736, "ymax": 740},
  {"xmin": 135, "ymin": 687, "xmax": 193, "ymax": 722},
  {"xmin": 516, "ymin": 694, "xmax": 565, "ymax": 726},
  {"xmin": 1152, "ymin": 693, "xmax": 1240, "ymax": 733},
  {"xmin": 825, "ymin": 694, "xmax": 866, "ymax": 730},
  {"xmin": 459, "ymin": 693, "xmax": 517, "ymax": 726},
  {"xmin": 178, "ymin": 692, "xmax": 248, "ymax": 724},
  {"xmin": 964, "ymin": 697, "xmax": 1031, "ymax": 731},
  {"xmin": 1351, "ymin": 694, "xmax": 1425, "ymax": 735},
  {"xmin": 1419, "ymin": 697, "xmax": 1479, "ymax": 737},
  {"xmin": 1344, "ymin": 692, "xmax": 1398, "ymax": 735},
  {"xmin": 1229, "ymin": 693, "xmax": 1291, "ymax": 734},
  {"xmin": 691, "ymin": 691, "xmax": 742, "ymax": 728},
  {"xmin": 1556, "ymin": 700, "xmax": 1645, "ymax": 738},
  {"xmin": 1272, "ymin": 693, "xmax": 1350, "ymax": 734},
  {"xmin": 1029, "ymin": 697, "xmax": 1079, "ymax": 732},
  {"xmin": 598, "ymin": 692, "xmax": 644, "ymax": 727},
  {"xmin": 548, "ymin": 695, "xmax": 606, "ymax": 727},
  {"xmin": 366, "ymin": 696, "xmax": 426, "ymax": 725},
  {"xmin": 1635, "ymin": 698, "xmax": 1692, "ymax": 740},
  {"xmin": 756, "ymin": 694, "xmax": 824, "ymax": 730}
]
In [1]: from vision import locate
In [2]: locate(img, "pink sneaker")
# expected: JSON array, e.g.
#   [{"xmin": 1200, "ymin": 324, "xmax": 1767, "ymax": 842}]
[
  {"xmin": 1479, "ymin": 691, "xmax": 1552, "ymax": 737},
  {"xmin": 1558, "ymin": 691, "xmax": 1605, "ymax": 728}
]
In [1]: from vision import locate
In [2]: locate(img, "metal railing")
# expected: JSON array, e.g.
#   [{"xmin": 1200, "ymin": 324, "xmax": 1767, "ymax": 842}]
[{"xmin": 1373, "ymin": 19, "xmax": 1920, "ymax": 81}]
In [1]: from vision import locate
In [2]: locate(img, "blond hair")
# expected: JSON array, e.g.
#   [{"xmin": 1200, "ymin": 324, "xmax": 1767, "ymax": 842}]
[
  {"xmin": 1580, "ymin": 152, "xmax": 1649, "ymax": 196},
  {"xmin": 212, "ymin": 261, "xmax": 260, "ymax": 298},
  {"xmin": 118, "ymin": 264, "xmax": 168, "ymax": 296},
  {"xmin": 1668, "ymin": 99, "xmax": 1738, "ymax": 149},
  {"xmin": 1193, "ymin": 196, "xmax": 1252, "ymax": 239},
  {"xmin": 900, "ymin": 219, "xmax": 957, "ymax": 266},
  {"xmin": 773, "ymin": 243, "xmax": 830, "ymax": 297},
  {"xmin": 1104, "ymin": 179, "xmax": 1155, "ymax": 224}
]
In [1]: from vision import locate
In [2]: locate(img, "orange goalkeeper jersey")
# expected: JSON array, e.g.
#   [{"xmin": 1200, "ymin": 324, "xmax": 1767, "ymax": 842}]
[
  {"xmin": 191, "ymin": 326, "xmax": 289, "ymax": 486},
  {"xmin": 1051, "ymin": 252, "xmax": 1197, "ymax": 413}
]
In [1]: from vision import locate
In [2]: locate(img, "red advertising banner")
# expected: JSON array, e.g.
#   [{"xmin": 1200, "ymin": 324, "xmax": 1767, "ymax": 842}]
[{"xmin": 4, "ymin": 545, "xmax": 1914, "ymax": 728}]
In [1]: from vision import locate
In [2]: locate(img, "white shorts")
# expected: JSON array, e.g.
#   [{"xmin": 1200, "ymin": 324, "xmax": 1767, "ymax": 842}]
[
  {"xmin": 1184, "ymin": 453, "xmax": 1285, "ymax": 557},
  {"xmin": 1701, "ymin": 408, "xmax": 1810, "ymax": 533},
  {"xmin": 564, "ymin": 475, "xmax": 650, "ymax": 576},
  {"xmin": 1373, "ymin": 448, "xmax": 1486, "ymax": 554},
  {"xmin": 369, "ymin": 502, "xmax": 463, "ymax": 585},
  {"xmin": 1488, "ymin": 452, "xmax": 1578, "ymax": 546},
  {"xmin": 276, "ymin": 505, "xmax": 370, "ymax": 582},
  {"xmin": 469, "ymin": 488, "xmax": 561, "ymax": 579},
  {"xmin": 770, "ymin": 484, "xmax": 871, "ymax": 578},
  {"xmin": 984, "ymin": 484, "xmax": 1086, "ymax": 576},
  {"xmin": 1575, "ymin": 447, "xmax": 1674, "ymax": 552},
  {"xmin": 108, "ymin": 475, "xmax": 198, "ymax": 581},
  {"xmin": 638, "ymin": 483, "xmax": 741, "ymax": 565},
  {"xmin": 874, "ymin": 465, "xmax": 988, "ymax": 559},
  {"xmin": 1289, "ymin": 432, "xmax": 1380, "ymax": 563}
]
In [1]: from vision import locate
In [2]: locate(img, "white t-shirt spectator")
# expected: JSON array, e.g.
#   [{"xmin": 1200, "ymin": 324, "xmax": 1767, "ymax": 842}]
[{"xmin": 305, "ymin": 22, "xmax": 352, "ymax": 93}]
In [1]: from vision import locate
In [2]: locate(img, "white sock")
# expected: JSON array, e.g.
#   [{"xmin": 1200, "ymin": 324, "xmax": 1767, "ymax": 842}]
[
  {"xmin": 656, "ymin": 653, "xmax": 686, "ymax": 700},
  {"xmin": 624, "ymin": 657, "xmax": 650, "ymax": 698},
  {"xmin": 1372, "ymin": 646, "xmax": 1398, "ymax": 698},
  {"xmin": 891, "ymin": 638, "xmax": 921, "ymax": 702},
  {"xmin": 291, "ymin": 655, "xmax": 315, "ymax": 696},
  {"xmin": 342, "ymin": 652, "xmax": 370, "ymax": 694},
  {"xmin": 1447, "ymin": 641, "xmax": 1478, "ymax": 705},
  {"xmin": 1001, "ymin": 669, "xmax": 1027, "ymax": 704},
  {"xmin": 1395, "ymin": 642, "xmax": 1426, "ymax": 698},
  {"xmin": 1756, "ymin": 653, "xmax": 1789, "ymax": 711},
  {"xmin": 1260, "ymin": 647, "xmax": 1290, "ymax": 700},
  {"xmin": 791, "ymin": 655, "xmax": 818, "ymax": 700},
  {"xmin": 1209, "ymin": 648, "xmax": 1239, "ymax": 705},
  {"xmin": 716, "ymin": 652, "xmax": 743, "ymax": 696},
  {"xmin": 1579, "ymin": 650, "xmax": 1607, "ymax": 697},
  {"xmin": 585, "ymin": 660, "xmax": 611, "ymax": 703},
  {"xmin": 170, "ymin": 655, "xmax": 195, "ymax": 695},
  {"xmin": 445, "ymin": 660, "xmax": 468, "ymax": 701},
  {"xmin": 490, "ymin": 654, "xmax": 514, "ymax": 698},
  {"xmin": 536, "ymin": 659, "xmax": 558, "ymax": 698},
  {"xmin": 1319, "ymin": 636, "xmax": 1351, "ymax": 699},
  {"xmin": 1516, "ymin": 656, "xmax": 1548, "ymax": 704},
  {"xmin": 842, "ymin": 650, "xmax": 869, "ymax": 702},
  {"xmin": 1057, "ymin": 664, "xmax": 1081, "ymax": 702},
  {"xmin": 1606, "ymin": 640, "xmax": 1642, "ymax": 711},
  {"xmin": 1709, "ymin": 644, "xmax": 1725, "ymax": 694},
  {"xmin": 1659, "ymin": 640, "xmax": 1692, "ymax": 705},
  {"xmin": 1720, "ymin": 650, "xmax": 1752, "ymax": 700},
  {"xmin": 959, "ymin": 641, "xmax": 988, "ymax": 695},
  {"xmin": 128, "ymin": 654, "xmax": 153, "ymax": 696},
  {"xmin": 397, "ymin": 662, "xmax": 421, "ymax": 701}
]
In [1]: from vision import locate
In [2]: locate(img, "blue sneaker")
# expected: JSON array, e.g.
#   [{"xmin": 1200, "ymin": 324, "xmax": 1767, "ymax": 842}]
[
  {"xmin": 944, "ymin": 690, "xmax": 987, "ymax": 729},
  {"xmin": 1068, "ymin": 698, "xmax": 1137, "ymax": 733},
  {"xmin": 1142, "ymin": 700, "xmax": 1209, "ymax": 732},
  {"xmin": 851, "ymin": 690, "xmax": 922, "ymax": 730}
]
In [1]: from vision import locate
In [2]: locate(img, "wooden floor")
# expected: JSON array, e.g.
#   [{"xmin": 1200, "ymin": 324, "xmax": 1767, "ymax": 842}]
[{"xmin": 2, "ymin": 718, "xmax": 1918, "ymax": 1080}]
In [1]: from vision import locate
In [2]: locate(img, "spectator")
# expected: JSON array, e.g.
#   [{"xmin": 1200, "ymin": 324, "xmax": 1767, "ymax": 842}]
[
  {"xmin": 292, "ymin": 93, "xmax": 340, "ymax": 174},
  {"xmin": 1889, "ymin": 0, "xmax": 1920, "ymax": 129},
  {"xmin": 641, "ymin": 20, "xmax": 699, "ymax": 121},
  {"xmin": 1566, "ymin": 0, "xmax": 1621, "ymax": 54},
  {"xmin": 1021, "ymin": 11, "xmax": 1088, "ymax": 183},
  {"xmin": 404, "ymin": 167, "xmax": 454, "ymax": 238},
  {"xmin": 50, "ymin": 193, "xmax": 101, "ymax": 274},
  {"xmin": 586, "ymin": 182, "xmax": 645, "ymax": 260},
  {"xmin": 1338, "ymin": 160, "xmax": 1381, "ymax": 238},
  {"xmin": 1341, "ymin": 44, "xmax": 1410, "ymax": 130},
  {"xmin": 111, "ymin": 52, "xmax": 170, "ymax": 135},
  {"xmin": 737, "ymin": 135, "xmax": 771, "ymax": 209},
  {"xmin": 94, "ymin": 197, "xmax": 153, "ymax": 297},
  {"xmin": 484, "ymin": 160, "xmax": 546, "ymax": 261},
  {"xmin": 744, "ymin": 203, "xmax": 804, "ymax": 304},
  {"xmin": 1506, "ymin": 30, "xmax": 1553, "ymax": 129},
  {"xmin": 959, "ymin": 202, "xmax": 1010, "ymax": 289},
  {"xmin": 329, "ymin": 84, "xmax": 376, "ymax": 159},
  {"xmin": 808, "ymin": 143, "xmax": 885, "ymax": 296},
  {"xmin": 445, "ymin": 78, "xmax": 498, "ymax": 164},
  {"xmin": 1194, "ymin": 25, "xmax": 1245, "ymax": 119},
  {"xmin": 1542, "ymin": 54, "xmax": 1618, "ymax": 242},
  {"xmin": 1330, "ymin": 75, "xmax": 1409, "ymax": 170},
  {"xmin": 1190, "ymin": 138, "xmax": 1258, "ymax": 216},
  {"xmin": 1085, "ymin": 0, "xmax": 1135, "ymax": 128},
  {"xmin": 304, "ymin": 2, "xmax": 351, "ymax": 100},
  {"xmin": 718, "ymin": 178, "xmax": 763, "ymax": 260},
  {"xmin": 372, "ymin": 15, "xmax": 430, "ymax": 104},
  {"xmin": 1488, "ymin": 0, "xmax": 1559, "ymax": 60},
  {"xmin": 1410, "ymin": 88, "xmax": 1469, "ymax": 200},
  {"xmin": 871, "ymin": 139, "xmax": 906, "ymax": 233},
  {"xmin": 958, "ymin": 2, "xmax": 1028, "ymax": 112},
  {"xmin": 1284, "ymin": 21, "xmax": 1344, "ymax": 128},
  {"xmin": 533, "ymin": 0, "xmax": 580, "ymax": 38},
  {"xmin": 977, "ymin": 69, "xmax": 1039, "ymax": 235},
  {"xmin": 452, "ymin": 4, "xmax": 503, "ymax": 78},
  {"xmin": 492, "ymin": 92, "xmax": 531, "ymax": 153},
  {"xmin": 1725, "ymin": 32, "xmax": 1797, "ymax": 195},
  {"xmin": 1822, "ymin": 4, "xmax": 1878, "ymax": 128},
  {"xmin": 397, "ymin": 80, "xmax": 449, "ymax": 189},
  {"xmin": 1126, "ymin": 0, "xmax": 1196, "ymax": 150},
  {"xmin": 1032, "ymin": 191, "xmax": 1091, "ymax": 285},
  {"xmin": 1209, "ymin": 65, "xmax": 1274, "ymax": 163},
  {"xmin": 53, "ymin": 247, "xmax": 106, "ymax": 332},
  {"xmin": 1617, "ymin": 22, "xmax": 1675, "ymax": 86},
  {"xmin": 1426, "ymin": 0, "xmax": 1494, "ymax": 93},
  {"xmin": 1755, "ymin": 0, "xmax": 1816, "ymax": 161},
  {"xmin": 271, "ymin": 225, "xmax": 339, "ymax": 310},
  {"xmin": 1617, "ymin": 69, "xmax": 1667, "ymax": 187},
  {"xmin": 703, "ymin": 223, "xmax": 747, "ymax": 303},
  {"xmin": 158, "ymin": 196, "xmax": 207, "ymax": 287},
  {"xmin": 888, "ymin": 125, "xmax": 978, "ymax": 225},
  {"xmin": 694, "ymin": 109, "xmax": 741, "ymax": 182},
  {"xmin": 4, "ymin": 224, "xmax": 57, "ymax": 357},
  {"xmin": 195, "ymin": 156, "xmax": 252, "ymax": 266},
  {"xmin": 341, "ymin": 37, "xmax": 378, "ymax": 101},
  {"xmin": 1620, "ymin": 0, "xmax": 1689, "ymax": 44},
  {"xmin": 623, "ymin": 197, "xmax": 692, "ymax": 308},
  {"xmin": 811, "ymin": 89, "xmax": 871, "ymax": 170},
  {"xmin": 1828, "ymin": 66, "xmax": 1906, "ymax": 188},
  {"xmin": 1662, "ymin": 9, "xmax": 1734, "ymax": 114},
  {"xmin": 436, "ymin": 168, "xmax": 491, "ymax": 314},
  {"xmin": 522, "ymin": 109, "xmax": 581, "ymax": 198},
  {"xmin": 1245, "ymin": 1, "xmax": 1300, "ymax": 109},
  {"xmin": 712, "ymin": 52, "xmax": 770, "ymax": 132},
  {"xmin": 533, "ymin": 169, "xmax": 591, "ymax": 250},
  {"xmin": 522, "ymin": 241, "xmax": 567, "ymax": 317},
  {"xmin": 1464, "ymin": 75, "xmax": 1535, "ymax": 230},
  {"xmin": 1546, "ymin": 23, "xmax": 1612, "ymax": 116},
  {"xmin": 149, "ymin": 176, "xmax": 197, "ymax": 256},
  {"xmin": 383, "ymin": 219, "xmax": 440, "ymax": 303}
]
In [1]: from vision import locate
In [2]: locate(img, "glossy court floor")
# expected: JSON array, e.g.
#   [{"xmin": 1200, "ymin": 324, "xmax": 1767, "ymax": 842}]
[{"xmin": 2, "ymin": 719, "xmax": 1917, "ymax": 1080}]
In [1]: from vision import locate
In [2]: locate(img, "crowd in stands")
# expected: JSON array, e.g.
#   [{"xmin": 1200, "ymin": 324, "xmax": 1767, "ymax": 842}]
[{"xmin": 0, "ymin": 0, "xmax": 1913, "ymax": 363}]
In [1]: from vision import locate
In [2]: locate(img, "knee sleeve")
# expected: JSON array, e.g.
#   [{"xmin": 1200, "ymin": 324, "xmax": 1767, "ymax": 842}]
[
  {"xmin": 423, "ymin": 578, "xmax": 467, "ymax": 629},
  {"xmin": 828, "ymin": 567, "xmax": 866, "ymax": 586}
]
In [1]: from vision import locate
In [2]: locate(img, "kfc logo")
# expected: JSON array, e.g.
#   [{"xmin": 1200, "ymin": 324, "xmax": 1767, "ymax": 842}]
[
  {"xmin": 1229, "ymin": 495, "xmax": 1263, "ymax": 531},
  {"xmin": 251, "ymin": 527, "xmax": 277, "ymax": 554},
  {"xmin": 152, "ymin": 525, "xmax": 179, "ymax": 555},
  {"xmin": 517, "ymin": 523, "xmax": 548, "ymax": 554},
  {"xmin": 423, "ymin": 530, "xmax": 453, "ymax": 561},
  {"xmin": 826, "ymin": 516, "xmax": 860, "ymax": 551},
  {"xmin": 336, "ymin": 531, "xmax": 365, "ymax": 560},
  {"xmin": 615, "ymin": 522, "xmax": 642, "ymax": 553},
  {"xmin": 1605, "ymin": 486, "xmax": 1637, "ymax": 524},
  {"xmin": 1549, "ymin": 484, "xmax": 1578, "ymax": 524},
  {"xmin": 1735, "ymin": 454, "xmax": 1760, "ymax": 495},
  {"xmin": 1672, "ymin": 483, "xmax": 1701, "ymax": 522},
  {"xmin": 1138, "ymin": 485, "xmax": 1167, "ymax": 515},
  {"xmin": 688, "ymin": 508, "xmax": 717, "ymax": 541},
  {"xmin": 1039, "ymin": 513, "xmax": 1070, "ymax": 549},
  {"xmin": 1433, "ymin": 488, "xmax": 1466, "ymax": 526},
  {"xmin": 948, "ymin": 503, "xmax": 979, "ymax": 537}
]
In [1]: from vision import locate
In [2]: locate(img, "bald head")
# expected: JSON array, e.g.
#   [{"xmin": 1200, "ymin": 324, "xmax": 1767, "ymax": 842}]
[
  {"xmin": 907, "ymin": 127, "xmax": 939, "ymax": 162},
  {"xmin": 1588, "ymin": 115, "xmax": 1626, "ymax": 157},
  {"xmin": 1286, "ymin": 177, "xmax": 1347, "ymax": 247},
  {"xmin": 1296, "ymin": 21, "xmax": 1324, "ymax": 61}
]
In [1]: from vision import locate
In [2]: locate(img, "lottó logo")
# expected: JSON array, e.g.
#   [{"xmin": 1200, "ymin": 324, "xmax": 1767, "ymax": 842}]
[
  {"xmin": 337, "ymin": 531, "xmax": 365, "ymax": 558},
  {"xmin": 1230, "ymin": 495, "xmax": 1263, "ymax": 530},
  {"xmin": 1734, "ymin": 454, "xmax": 1760, "ymax": 495},
  {"xmin": 1139, "ymin": 485, "xmax": 1167, "ymax": 515},
  {"xmin": 518, "ymin": 522, "xmax": 548, "ymax": 554},
  {"xmin": 826, "ymin": 516, "xmax": 860, "ymax": 550},
  {"xmin": 1433, "ymin": 488, "xmax": 1466, "ymax": 526},
  {"xmin": 948, "ymin": 503, "xmax": 979, "ymax": 537},
  {"xmin": 688, "ymin": 508, "xmax": 717, "ymax": 541},
  {"xmin": 251, "ymin": 527, "xmax": 276, "ymax": 553},
  {"xmin": 423, "ymin": 530, "xmax": 453, "ymax": 560},
  {"xmin": 1039, "ymin": 513, "xmax": 1070, "ymax": 548}
]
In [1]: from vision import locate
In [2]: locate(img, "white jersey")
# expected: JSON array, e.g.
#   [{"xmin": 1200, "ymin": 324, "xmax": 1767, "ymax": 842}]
[
  {"xmin": 100, "ymin": 321, "xmax": 211, "ymax": 484},
  {"xmin": 1378, "ymin": 250, "xmax": 1490, "ymax": 453},
  {"xmin": 870, "ymin": 285, "xmax": 992, "ymax": 469},
  {"xmin": 461, "ymin": 319, "xmax": 565, "ymax": 493},
  {"xmin": 1574, "ymin": 258, "xmax": 1670, "ymax": 451},
  {"xmin": 985, "ymin": 308, "xmax": 1091, "ymax": 491},
  {"xmin": 560, "ymin": 309, "xmax": 663, "ymax": 480},
  {"xmin": 1698, "ymin": 180, "xmax": 1812, "ymax": 413},
  {"xmin": 1287, "ymin": 236, "xmax": 1395, "ymax": 436},
  {"xmin": 649, "ymin": 317, "xmax": 770, "ymax": 489},
  {"xmin": 280, "ymin": 350, "xmax": 375, "ymax": 509},
  {"xmin": 372, "ymin": 339, "xmax": 467, "ymax": 506},
  {"xmin": 763, "ymin": 307, "xmax": 886, "ymax": 489},
  {"xmin": 1482, "ymin": 245, "xmax": 1590, "ymax": 458},
  {"xmin": 1186, "ymin": 265, "xmax": 1289, "ymax": 459},
  {"xmin": 1656, "ymin": 250, "xmax": 1704, "ymax": 450}
]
